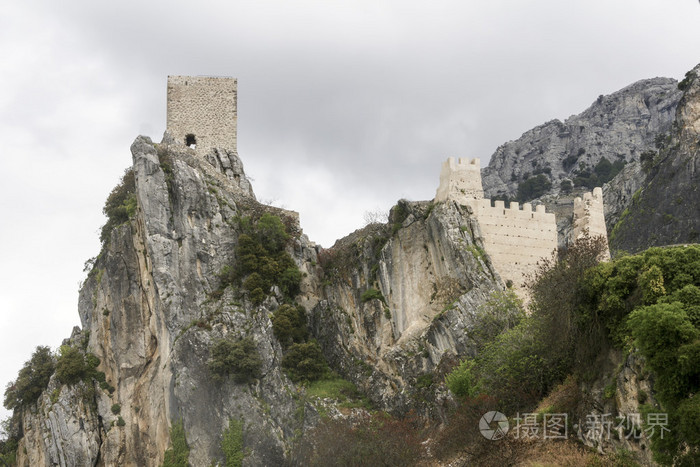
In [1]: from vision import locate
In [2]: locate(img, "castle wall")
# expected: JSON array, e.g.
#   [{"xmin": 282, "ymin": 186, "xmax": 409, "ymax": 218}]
[
  {"xmin": 434, "ymin": 157, "xmax": 558, "ymax": 296},
  {"xmin": 473, "ymin": 201, "xmax": 557, "ymax": 290},
  {"xmin": 166, "ymin": 76, "xmax": 238, "ymax": 153}
]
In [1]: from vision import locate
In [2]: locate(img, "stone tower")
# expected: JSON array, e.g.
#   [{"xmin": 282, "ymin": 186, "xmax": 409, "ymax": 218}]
[
  {"xmin": 434, "ymin": 157, "xmax": 484, "ymax": 204},
  {"xmin": 572, "ymin": 187, "xmax": 610, "ymax": 259},
  {"xmin": 166, "ymin": 76, "xmax": 238, "ymax": 153}
]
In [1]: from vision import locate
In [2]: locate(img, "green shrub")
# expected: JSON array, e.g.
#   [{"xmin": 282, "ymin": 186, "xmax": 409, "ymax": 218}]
[
  {"xmin": 55, "ymin": 345, "xmax": 88, "ymax": 385},
  {"xmin": 416, "ymin": 374, "xmax": 433, "ymax": 389},
  {"xmin": 100, "ymin": 168, "xmax": 137, "ymax": 244},
  {"xmin": 470, "ymin": 320, "xmax": 556, "ymax": 411},
  {"xmin": 208, "ymin": 337, "xmax": 262, "ymax": 383},
  {"xmin": 116, "ymin": 416, "xmax": 126, "ymax": 427},
  {"xmin": 560, "ymin": 180, "xmax": 573, "ymax": 193},
  {"xmin": 678, "ymin": 70, "xmax": 697, "ymax": 91},
  {"xmin": 360, "ymin": 288, "xmax": 386, "ymax": 304},
  {"xmin": 389, "ymin": 200, "xmax": 411, "ymax": 235},
  {"xmin": 220, "ymin": 213, "xmax": 302, "ymax": 304},
  {"xmin": 221, "ymin": 418, "xmax": 244, "ymax": 467},
  {"xmin": 465, "ymin": 290, "xmax": 524, "ymax": 353},
  {"xmin": 571, "ymin": 157, "xmax": 625, "ymax": 189},
  {"xmin": 55, "ymin": 346, "xmax": 100, "ymax": 386},
  {"xmin": 271, "ymin": 304, "xmax": 308, "ymax": 349},
  {"xmin": 305, "ymin": 375, "xmax": 366, "ymax": 407},
  {"xmin": 445, "ymin": 359, "xmax": 476, "ymax": 398},
  {"xmin": 517, "ymin": 174, "xmax": 552, "ymax": 201},
  {"xmin": 281, "ymin": 341, "xmax": 329, "ymax": 383},
  {"xmin": 3, "ymin": 346, "xmax": 55, "ymax": 410},
  {"xmin": 0, "ymin": 432, "xmax": 18, "ymax": 467},
  {"xmin": 162, "ymin": 419, "xmax": 189, "ymax": 467},
  {"xmin": 111, "ymin": 403, "xmax": 121, "ymax": 415}
]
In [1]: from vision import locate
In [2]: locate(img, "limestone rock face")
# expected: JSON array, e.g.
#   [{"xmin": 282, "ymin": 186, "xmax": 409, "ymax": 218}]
[
  {"xmin": 18, "ymin": 137, "xmax": 314, "ymax": 465},
  {"xmin": 482, "ymin": 78, "xmax": 681, "ymax": 201},
  {"xmin": 16, "ymin": 378, "xmax": 102, "ymax": 467},
  {"xmin": 311, "ymin": 201, "xmax": 503, "ymax": 415},
  {"xmin": 609, "ymin": 64, "xmax": 700, "ymax": 252}
]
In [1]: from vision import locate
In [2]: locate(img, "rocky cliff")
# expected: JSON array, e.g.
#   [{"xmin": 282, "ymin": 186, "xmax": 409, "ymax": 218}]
[
  {"xmin": 608, "ymin": 64, "xmax": 700, "ymax": 252},
  {"xmin": 11, "ymin": 131, "xmax": 505, "ymax": 465},
  {"xmin": 311, "ymin": 200, "xmax": 503, "ymax": 416}
]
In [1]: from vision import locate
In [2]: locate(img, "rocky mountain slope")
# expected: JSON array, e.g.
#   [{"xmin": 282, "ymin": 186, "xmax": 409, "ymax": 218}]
[
  {"xmin": 609, "ymin": 64, "xmax": 700, "ymax": 252},
  {"xmin": 482, "ymin": 77, "xmax": 681, "ymax": 202},
  {"xmin": 481, "ymin": 66, "xmax": 700, "ymax": 255}
]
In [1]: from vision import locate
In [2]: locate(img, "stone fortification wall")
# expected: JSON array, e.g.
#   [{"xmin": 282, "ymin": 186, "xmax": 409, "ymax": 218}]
[
  {"xmin": 573, "ymin": 187, "xmax": 610, "ymax": 258},
  {"xmin": 435, "ymin": 157, "xmax": 484, "ymax": 204},
  {"xmin": 166, "ymin": 76, "xmax": 238, "ymax": 153},
  {"xmin": 471, "ymin": 200, "xmax": 557, "ymax": 290},
  {"xmin": 434, "ymin": 157, "xmax": 558, "ymax": 295}
]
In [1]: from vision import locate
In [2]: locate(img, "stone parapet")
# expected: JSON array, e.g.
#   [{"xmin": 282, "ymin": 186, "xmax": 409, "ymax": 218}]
[{"xmin": 435, "ymin": 157, "xmax": 484, "ymax": 203}]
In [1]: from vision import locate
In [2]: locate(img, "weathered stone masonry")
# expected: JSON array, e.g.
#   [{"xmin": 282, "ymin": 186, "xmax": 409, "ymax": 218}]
[{"xmin": 166, "ymin": 75, "xmax": 238, "ymax": 154}]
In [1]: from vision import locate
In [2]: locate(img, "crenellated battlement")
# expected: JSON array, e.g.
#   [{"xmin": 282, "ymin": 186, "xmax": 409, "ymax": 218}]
[
  {"xmin": 434, "ymin": 157, "xmax": 559, "ymax": 296},
  {"xmin": 435, "ymin": 157, "xmax": 484, "ymax": 203},
  {"xmin": 469, "ymin": 199, "xmax": 555, "ymax": 223}
]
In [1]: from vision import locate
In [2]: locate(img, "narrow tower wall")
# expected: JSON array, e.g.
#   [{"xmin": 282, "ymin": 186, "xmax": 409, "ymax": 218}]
[
  {"xmin": 166, "ymin": 76, "xmax": 238, "ymax": 153},
  {"xmin": 435, "ymin": 157, "xmax": 484, "ymax": 204},
  {"xmin": 572, "ymin": 187, "xmax": 611, "ymax": 259}
]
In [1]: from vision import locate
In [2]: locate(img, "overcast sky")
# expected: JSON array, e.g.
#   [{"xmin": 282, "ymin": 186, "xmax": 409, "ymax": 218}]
[{"xmin": 1, "ymin": 0, "xmax": 699, "ymax": 423}]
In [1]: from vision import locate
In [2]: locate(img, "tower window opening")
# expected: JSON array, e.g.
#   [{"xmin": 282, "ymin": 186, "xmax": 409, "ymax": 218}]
[{"xmin": 185, "ymin": 134, "xmax": 197, "ymax": 149}]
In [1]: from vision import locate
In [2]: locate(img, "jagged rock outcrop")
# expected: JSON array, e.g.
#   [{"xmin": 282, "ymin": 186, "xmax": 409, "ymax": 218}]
[
  {"xmin": 17, "ymin": 377, "xmax": 102, "ymax": 467},
  {"xmin": 482, "ymin": 77, "xmax": 681, "ymax": 201},
  {"xmin": 15, "ymin": 136, "xmax": 318, "ymax": 465},
  {"xmin": 609, "ymin": 64, "xmax": 700, "ymax": 252},
  {"xmin": 311, "ymin": 201, "xmax": 504, "ymax": 416},
  {"xmin": 13, "ymin": 134, "xmax": 504, "ymax": 465}
]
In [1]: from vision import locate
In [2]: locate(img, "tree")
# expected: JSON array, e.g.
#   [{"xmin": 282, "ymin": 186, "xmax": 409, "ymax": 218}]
[
  {"xmin": 271, "ymin": 304, "xmax": 308, "ymax": 349},
  {"xmin": 208, "ymin": 337, "xmax": 262, "ymax": 383},
  {"xmin": 3, "ymin": 346, "xmax": 55, "ymax": 410},
  {"xmin": 281, "ymin": 341, "xmax": 328, "ymax": 382}
]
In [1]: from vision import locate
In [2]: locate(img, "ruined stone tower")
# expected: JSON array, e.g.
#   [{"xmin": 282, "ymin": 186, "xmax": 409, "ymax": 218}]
[{"xmin": 166, "ymin": 76, "xmax": 238, "ymax": 153}]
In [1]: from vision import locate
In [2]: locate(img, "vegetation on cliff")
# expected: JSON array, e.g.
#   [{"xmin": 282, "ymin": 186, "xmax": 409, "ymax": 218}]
[
  {"xmin": 100, "ymin": 168, "xmax": 136, "ymax": 244},
  {"xmin": 444, "ymin": 241, "xmax": 700, "ymax": 464},
  {"xmin": 218, "ymin": 212, "xmax": 301, "ymax": 305},
  {"xmin": 3, "ymin": 346, "xmax": 55, "ymax": 411}
]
